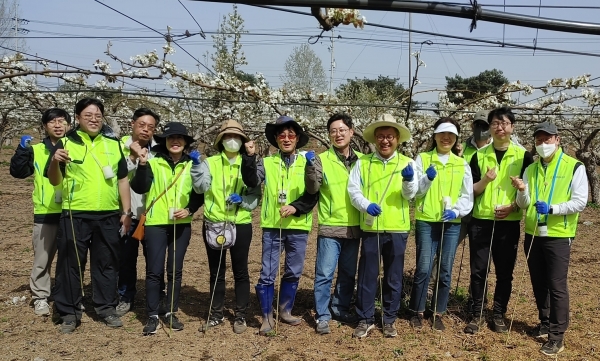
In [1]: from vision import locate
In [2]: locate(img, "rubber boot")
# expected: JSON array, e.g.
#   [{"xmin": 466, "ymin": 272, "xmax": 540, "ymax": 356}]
[
  {"xmin": 255, "ymin": 284, "xmax": 275, "ymax": 336},
  {"xmin": 278, "ymin": 281, "xmax": 302, "ymax": 326}
]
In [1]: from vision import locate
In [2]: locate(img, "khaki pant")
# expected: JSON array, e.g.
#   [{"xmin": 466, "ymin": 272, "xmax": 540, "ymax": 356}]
[{"xmin": 30, "ymin": 223, "xmax": 58, "ymax": 300}]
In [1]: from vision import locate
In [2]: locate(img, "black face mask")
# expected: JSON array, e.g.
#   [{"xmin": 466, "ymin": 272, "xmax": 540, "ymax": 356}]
[{"xmin": 473, "ymin": 125, "xmax": 491, "ymax": 142}]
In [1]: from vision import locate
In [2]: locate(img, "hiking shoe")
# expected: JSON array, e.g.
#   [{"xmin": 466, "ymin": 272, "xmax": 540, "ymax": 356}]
[
  {"xmin": 540, "ymin": 339, "xmax": 565, "ymax": 356},
  {"xmin": 207, "ymin": 316, "xmax": 225, "ymax": 328},
  {"xmin": 103, "ymin": 314, "xmax": 123, "ymax": 328},
  {"xmin": 115, "ymin": 300, "xmax": 131, "ymax": 317},
  {"xmin": 529, "ymin": 323, "xmax": 550, "ymax": 339},
  {"xmin": 409, "ymin": 314, "xmax": 424, "ymax": 330},
  {"xmin": 353, "ymin": 320, "xmax": 375, "ymax": 338},
  {"xmin": 161, "ymin": 313, "xmax": 184, "ymax": 331},
  {"xmin": 431, "ymin": 315, "xmax": 446, "ymax": 331},
  {"xmin": 34, "ymin": 299, "xmax": 50, "ymax": 316},
  {"xmin": 142, "ymin": 316, "xmax": 161, "ymax": 335},
  {"xmin": 233, "ymin": 318, "xmax": 247, "ymax": 334},
  {"xmin": 492, "ymin": 314, "xmax": 508, "ymax": 333},
  {"xmin": 332, "ymin": 312, "xmax": 358, "ymax": 325},
  {"xmin": 316, "ymin": 320, "xmax": 331, "ymax": 335},
  {"xmin": 464, "ymin": 316, "xmax": 486, "ymax": 334},
  {"xmin": 383, "ymin": 323, "xmax": 398, "ymax": 338},
  {"xmin": 59, "ymin": 320, "xmax": 78, "ymax": 334}
]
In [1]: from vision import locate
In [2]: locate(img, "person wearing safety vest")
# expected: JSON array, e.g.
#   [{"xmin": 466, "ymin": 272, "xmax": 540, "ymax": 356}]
[
  {"xmin": 116, "ymin": 107, "xmax": 165, "ymax": 317},
  {"xmin": 190, "ymin": 119, "xmax": 261, "ymax": 334},
  {"xmin": 409, "ymin": 118, "xmax": 473, "ymax": 332},
  {"xmin": 47, "ymin": 98, "xmax": 132, "ymax": 334},
  {"xmin": 242, "ymin": 115, "xmax": 318, "ymax": 336},
  {"xmin": 10, "ymin": 108, "xmax": 71, "ymax": 317},
  {"xmin": 464, "ymin": 106, "xmax": 534, "ymax": 334},
  {"xmin": 347, "ymin": 113, "xmax": 418, "ymax": 338},
  {"xmin": 304, "ymin": 113, "xmax": 363, "ymax": 335},
  {"xmin": 512, "ymin": 122, "xmax": 588, "ymax": 357},
  {"xmin": 130, "ymin": 122, "xmax": 203, "ymax": 335}
]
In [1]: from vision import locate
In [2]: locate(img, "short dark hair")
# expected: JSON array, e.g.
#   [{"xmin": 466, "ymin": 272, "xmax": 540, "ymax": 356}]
[
  {"xmin": 326, "ymin": 113, "xmax": 353, "ymax": 131},
  {"xmin": 488, "ymin": 106, "xmax": 515, "ymax": 124},
  {"xmin": 428, "ymin": 117, "xmax": 461, "ymax": 155},
  {"xmin": 276, "ymin": 124, "xmax": 297, "ymax": 135},
  {"xmin": 132, "ymin": 107, "xmax": 160, "ymax": 125},
  {"xmin": 41, "ymin": 108, "xmax": 71, "ymax": 125},
  {"xmin": 75, "ymin": 98, "xmax": 104, "ymax": 116}
]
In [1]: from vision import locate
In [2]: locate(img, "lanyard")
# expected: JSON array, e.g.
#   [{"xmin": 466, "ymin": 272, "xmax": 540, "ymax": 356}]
[
  {"xmin": 222, "ymin": 156, "xmax": 241, "ymax": 222},
  {"xmin": 534, "ymin": 152, "xmax": 563, "ymax": 223},
  {"xmin": 278, "ymin": 152, "xmax": 298, "ymax": 205},
  {"xmin": 430, "ymin": 152, "xmax": 456, "ymax": 207},
  {"xmin": 366, "ymin": 152, "xmax": 401, "ymax": 204}
]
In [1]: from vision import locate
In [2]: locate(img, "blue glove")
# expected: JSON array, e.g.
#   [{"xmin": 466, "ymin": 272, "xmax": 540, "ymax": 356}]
[
  {"xmin": 305, "ymin": 150, "xmax": 316, "ymax": 166},
  {"xmin": 441, "ymin": 209, "xmax": 457, "ymax": 222},
  {"xmin": 535, "ymin": 201, "xmax": 550, "ymax": 215},
  {"xmin": 366, "ymin": 203, "xmax": 382, "ymax": 217},
  {"xmin": 19, "ymin": 135, "xmax": 33, "ymax": 149},
  {"xmin": 227, "ymin": 193, "xmax": 243, "ymax": 205},
  {"xmin": 425, "ymin": 165, "xmax": 437, "ymax": 181},
  {"xmin": 401, "ymin": 164, "xmax": 414, "ymax": 182},
  {"xmin": 189, "ymin": 150, "xmax": 201, "ymax": 165}
]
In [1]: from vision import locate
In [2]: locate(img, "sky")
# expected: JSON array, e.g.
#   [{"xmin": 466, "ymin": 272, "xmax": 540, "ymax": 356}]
[{"xmin": 15, "ymin": 0, "xmax": 600, "ymax": 104}]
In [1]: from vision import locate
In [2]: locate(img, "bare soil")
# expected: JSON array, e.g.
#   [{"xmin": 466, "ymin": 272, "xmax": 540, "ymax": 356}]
[{"xmin": 1, "ymin": 145, "xmax": 599, "ymax": 361}]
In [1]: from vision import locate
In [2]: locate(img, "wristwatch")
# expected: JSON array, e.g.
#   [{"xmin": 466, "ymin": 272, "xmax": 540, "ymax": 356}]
[
  {"xmin": 184, "ymin": 208, "xmax": 194, "ymax": 217},
  {"xmin": 121, "ymin": 210, "xmax": 133, "ymax": 218}
]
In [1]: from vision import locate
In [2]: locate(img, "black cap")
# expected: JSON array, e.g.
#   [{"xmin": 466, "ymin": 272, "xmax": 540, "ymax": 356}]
[
  {"xmin": 533, "ymin": 122, "xmax": 558, "ymax": 136},
  {"xmin": 264, "ymin": 115, "xmax": 309, "ymax": 149},
  {"xmin": 153, "ymin": 122, "xmax": 195, "ymax": 144}
]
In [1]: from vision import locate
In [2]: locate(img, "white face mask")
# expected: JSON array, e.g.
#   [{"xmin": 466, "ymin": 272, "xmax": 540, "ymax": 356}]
[
  {"xmin": 536, "ymin": 143, "xmax": 557, "ymax": 159},
  {"xmin": 223, "ymin": 137, "xmax": 242, "ymax": 152}
]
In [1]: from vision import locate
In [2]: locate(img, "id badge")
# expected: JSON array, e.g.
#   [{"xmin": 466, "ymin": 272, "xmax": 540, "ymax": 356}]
[{"xmin": 278, "ymin": 189, "xmax": 287, "ymax": 205}]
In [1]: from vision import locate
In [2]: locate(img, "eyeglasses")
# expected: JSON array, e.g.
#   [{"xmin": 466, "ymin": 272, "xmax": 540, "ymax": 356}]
[
  {"xmin": 46, "ymin": 119, "xmax": 67, "ymax": 126},
  {"xmin": 277, "ymin": 133, "xmax": 297, "ymax": 140},
  {"xmin": 376, "ymin": 134, "xmax": 396, "ymax": 142},
  {"xmin": 489, "ymin": 121, "xmax": 511, "ymax": 129},
  {"xmin": 329, "ymin": 127, "xmax": 350, "ymax": 136},
  {"xmin": 80, "ymin": 113, "xmax": 103, "ymax": 121}
]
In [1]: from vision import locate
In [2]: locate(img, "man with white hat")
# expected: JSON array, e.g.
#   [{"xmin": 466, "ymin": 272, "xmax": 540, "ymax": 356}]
[{"xmin": 347, "ymin": 113, "xmax": 418, "ymax": 338}]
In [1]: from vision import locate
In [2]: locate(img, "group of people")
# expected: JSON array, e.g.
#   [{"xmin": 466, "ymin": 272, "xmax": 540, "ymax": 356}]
[{"xmin": 10, "ymin": 99, "xmax": 587, "ymax": 357}]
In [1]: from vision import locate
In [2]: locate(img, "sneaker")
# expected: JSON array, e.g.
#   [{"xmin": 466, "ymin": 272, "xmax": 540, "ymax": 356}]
[
  {"xmin": 492, "ymin": 314, "xmax": 508, "ymax": 333},
  {"xmin": 142, "ymin": 316, "xmax": 161, "ymax": 335},
  {"xmin": 161, "ymin": 313, "xmax": 184, "ymax": 331},
  {"xmin": 529, "ymin": 323, "xmax": 550, "ymax": 339},
  {"xmin": 464, "ymin": 316, "xmax": 487, "ymax": 334},
  {"xmin": 431, "ymin": 315, "xmax": 446, "ymax": 331},
  {"xmin": 540, "ymin": 339, "xmax": 565, "ymax": 356},
  {"xmin": 383, "ymin": 323, "xmax": 398, "ymax": 338},
  {"xmin": 34, "ymin": 299, "xmax": 50, "ymax": 316},
  {"xmin": 353, "ymin": 320, "xmax": 375, "ymax": 338},
  {"xmin": 332, "ymin": 312, "xmax": 358, "ymax": 325},
  {"xmin": 59, "ymin": 320, "xmax": 78, "ymax": 334},
  {"xmin": 207, "ymin": 316, "xmax": 225, "ymax": 328},
  {"xmin": 115, "ymin": 300, "xmax": 131, "ymax": 317},
  {"xmin": 103, "ymin": 314, "xmax": 123, "ymax": 328},
  {"xmin": 233, "ymin": 318, "xmax": 247, "ymax": 334},
  {"xmin": 316, "ymin": 320, "xmax": 330, "ymax": 335},
  {"xmin": 409, "ymin": 314, "xmax": 424, "ymax": 330}
]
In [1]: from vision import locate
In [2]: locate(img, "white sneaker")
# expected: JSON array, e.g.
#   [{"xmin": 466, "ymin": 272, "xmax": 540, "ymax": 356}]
[{"xmin": 34, "ymin": 299, "xmax": 50, "ymax": 316}]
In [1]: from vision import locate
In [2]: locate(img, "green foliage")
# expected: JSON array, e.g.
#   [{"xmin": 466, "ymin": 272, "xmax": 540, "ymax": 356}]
[
  {"xmin": 445, "ymin": 69, "xmax": 509, "ymax": 104},
  {"xmin": 281, "ymin": 43, "xmax": 327, "ymax": 93},
  {"xmin": 235, "ymin": 71, "xmax": 259, "ymax": 86},
  {"xmin": 211, "ymin": 4, "xmax": 248, "ymax": 75},
  {"xmin": 336, "ymin": 75, "xmax": 408, "ymax": 103}
]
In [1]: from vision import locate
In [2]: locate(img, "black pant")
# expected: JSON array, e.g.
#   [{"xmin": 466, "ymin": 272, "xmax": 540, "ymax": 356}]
[
  {"xmin": 144, "ymin": 224, "xmax": 191, "ymax": 316},
  {"xmin": 525, "ymin": 234, "xmax": 571, "ymax": 341},
  {"xmin": 469, "ymin": 218, "xmax": 520, "ymax": 316},
  {"xmin": 202, "ymin": 223, "xmax": 252, "ymax": 319},
  {"xmin": 53, "ymin": 214, "xmax": 121, "ymax": 321}
]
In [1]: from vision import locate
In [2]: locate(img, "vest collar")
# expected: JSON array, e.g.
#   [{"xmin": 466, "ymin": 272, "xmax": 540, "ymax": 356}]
[
  {"xmin": 540, "ymin": 147, "xmax": 564, "ymax": 167},
  {"xmin": 219, "ymin": 151, "xmax": 241, "ymax": 165}
]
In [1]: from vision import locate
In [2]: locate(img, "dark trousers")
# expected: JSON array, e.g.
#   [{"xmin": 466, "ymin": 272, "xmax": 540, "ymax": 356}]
[
  {"xmin": 144, "ymin": 224, "xmax": 191, "ymax": 316},
  {"xmin": 469, "ymin": 218, "xmax": 520, "ymax": 316},
  {"xmin": 355, "ymin": 232, "xmax": 408, "ymax": 324},
  {"xmin": 525, "ymin": 234, "xmax": 571, "ymax": 341},
  {"xmin": 53, "ymin": 214, "xmax": 121, "ymax": 321},
  {"xmin": 118, "ymin": 219, "xmax": 165, "ymax": 303},
  {"xmin": 202, "ymin": 223, "xmax": 252, "ymax": 319}
]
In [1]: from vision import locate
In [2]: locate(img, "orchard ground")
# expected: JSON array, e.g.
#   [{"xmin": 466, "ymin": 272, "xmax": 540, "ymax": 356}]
[{"xmin": 0, "ymin": 145, "xmax": 599, "ymax": 361}]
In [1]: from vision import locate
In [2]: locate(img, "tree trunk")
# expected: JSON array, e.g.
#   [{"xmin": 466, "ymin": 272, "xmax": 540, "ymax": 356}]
[{"xmin": 576, "ymin": 151, "xmax": 600, "ymax": 204}]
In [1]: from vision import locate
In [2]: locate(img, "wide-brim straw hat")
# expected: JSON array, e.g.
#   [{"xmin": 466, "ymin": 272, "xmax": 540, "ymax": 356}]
[
  {"xmin": 213, "ymin": 119, "xmax": 249, "ymax": 150},
  {"xmin": 363, "ymin": 113, "xmax": 411, "ymax": 144},
  {"xmin": 153, "ymin": 122, "xmax": 195, "ymax": 145},
  {"xmin": 265, "ymin": 115, "xmax": 309, "ymax": 149}
]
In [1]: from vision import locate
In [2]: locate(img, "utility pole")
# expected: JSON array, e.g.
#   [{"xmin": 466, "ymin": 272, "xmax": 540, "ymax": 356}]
[
  {"xmin": 408, "ymin": 13, "xmax": 412, "ymax": 88},
  {"xmin": 328, "ymin": 28, "xmax": 335, "ymax": 96},
  {"xmin": 14, "ymin": 3, "xmax": 18, "ymax": 53}
]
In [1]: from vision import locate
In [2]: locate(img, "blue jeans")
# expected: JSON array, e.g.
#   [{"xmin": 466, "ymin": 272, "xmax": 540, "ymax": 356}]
[
  {"xmin": 409, "ymin": 220, "xmax": 461, "ymax": 314},
  {"xmin": 258, "ymin": 228, "xmax": 309, "ymax": 285},
  {"xmin": 313, "ymin": 236, "xmax": 360, "ymax": 321}
]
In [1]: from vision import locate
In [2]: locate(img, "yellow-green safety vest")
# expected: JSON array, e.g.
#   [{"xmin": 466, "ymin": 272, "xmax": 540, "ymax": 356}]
[
  {"xmin": 473, "ymin": 142, "xmax": 525, "ymax": 221},
  {"xmin": 32, "ymin": 142, "xmax": 62, "ymax": 215},
  {"xmin": 61, "ymin": 131, "xmax": 123, "ymax": 212},
  {"xmin": 415, "ymin": 150, "xmax": 465, "ymax": 223},
  {"xmin": 261, "ymin": 153, "xmax": 312, "ymax": 231},
  {"xmin": 359, "ymin": 152, "xmax": 412, "ymax": 232},
  {"xmin": 318, "ymin": 148, "xmax": 363, "ymax": 227},
  {"xmin": 524, "ymin": 148, "xmax": 580, "ymax": 238},
  {"xmin": 145, "ymin": 157, "xmax": 193, "ymax": 226},
  {"xmin": 204, "ymin": 152, "xmax": 251, "ymax": 224}
]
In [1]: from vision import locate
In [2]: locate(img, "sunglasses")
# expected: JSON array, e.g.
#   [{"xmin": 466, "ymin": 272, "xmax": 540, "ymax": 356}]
[{"xmin": 277, "ymin": 133, "xmax": 297, "ymax": 141}]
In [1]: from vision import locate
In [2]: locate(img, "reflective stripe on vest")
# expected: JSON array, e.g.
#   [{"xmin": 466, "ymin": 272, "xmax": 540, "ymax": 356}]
[
  {"xmin": 261, "ymin": 153, "xmax": 312, "ymax": 231},
  {"xmin": 32, "ymin": 143, "xmax": 62, "ymax": 215},
  {"xmin": 204, "ymin": 152, "xmax": 250, "ymax": 224},
  {"xmin": 145, "ymin": 158, "xmax": 193, "ymax": 226}
]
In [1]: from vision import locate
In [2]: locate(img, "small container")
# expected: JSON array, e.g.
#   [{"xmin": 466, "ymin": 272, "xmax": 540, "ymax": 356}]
[
  {"xmin": 538, "ymin": 222, "xmax": 548, "ymax": 237},
  {"xmin": 169, "ymin": 207, "xmax": 176, "ymax": 220},
  {"xmin": 102, "ymin": 165, "xmax": 115, "ymax": 180},
  {"xmin": 278, "ymin": 190, "xmax": 287, "ymax": 205},
  {"xmin": 442, "ymin": 196, "xmax": 452, "ymax": 210},
  {"xmin": 365, "ymin": 214, "xmax": 374, "ymax": 227},
  {"xmin": 54, "ymin": 190, "xmax": 63, "ymax": 203}
]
